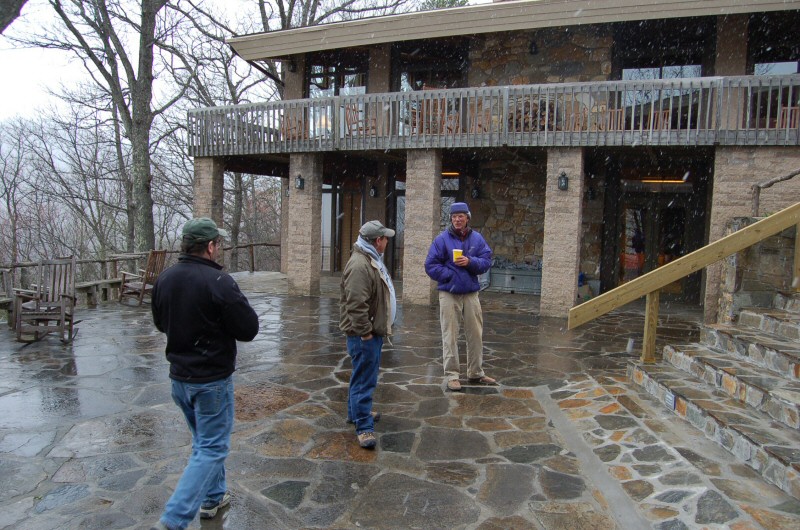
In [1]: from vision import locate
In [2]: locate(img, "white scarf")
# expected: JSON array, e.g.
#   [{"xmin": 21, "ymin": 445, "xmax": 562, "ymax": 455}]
[{"xmin": 355, "ymin": 236, "xmax": 397, "ymax": 324}]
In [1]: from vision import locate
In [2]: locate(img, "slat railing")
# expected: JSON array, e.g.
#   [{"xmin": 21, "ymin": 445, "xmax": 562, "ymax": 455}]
[{"xmin": 188, "ymin": 75, "xmax": 800, "ymax": 156}]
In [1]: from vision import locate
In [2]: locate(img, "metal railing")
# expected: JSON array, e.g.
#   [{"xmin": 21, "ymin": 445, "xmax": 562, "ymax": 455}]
[{"xmin": 188, "ymin": 75, "xmax": 800, "ymax": 156}]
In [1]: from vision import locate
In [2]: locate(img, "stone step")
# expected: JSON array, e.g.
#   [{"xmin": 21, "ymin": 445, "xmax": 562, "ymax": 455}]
[
  {"xmin": 774, "ymin": 291, "xmax": 800, "ymax": 314},
  {"xmin": 664, "ymin": 343, "xmax": 800, "ymax": 430},
  {"xmin": 739, "ymin": 307, "xmax": 800, "ymax": 341},
  {"xmin": 701, "ymin": 323, "xmax": 800, "ymax": 380},
  {"xmin": 628, "ymin": 360, "xmax": 800, "ymax": 500}
]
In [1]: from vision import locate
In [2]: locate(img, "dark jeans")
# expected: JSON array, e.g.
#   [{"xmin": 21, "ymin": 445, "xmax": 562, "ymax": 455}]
[{"xmin": 346, "ymin": 335, "xmax": 383, "ymax": 434}]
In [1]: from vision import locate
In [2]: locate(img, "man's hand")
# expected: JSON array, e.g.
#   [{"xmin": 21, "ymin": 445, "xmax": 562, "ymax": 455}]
[{"xmin": 454, "ymin": 256, "xmax": 470, "ymax": 267}]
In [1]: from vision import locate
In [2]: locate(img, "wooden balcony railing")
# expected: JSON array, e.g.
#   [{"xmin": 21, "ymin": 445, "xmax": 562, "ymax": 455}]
[{"xmin": 187, "ymin": 75, "xmax": 800, "ymax": 157}]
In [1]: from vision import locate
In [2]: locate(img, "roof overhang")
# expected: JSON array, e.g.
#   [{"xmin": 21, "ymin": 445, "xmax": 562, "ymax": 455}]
[{"xmin": 227, "ymin": 0, "xmax": 798, "ymax": 61}]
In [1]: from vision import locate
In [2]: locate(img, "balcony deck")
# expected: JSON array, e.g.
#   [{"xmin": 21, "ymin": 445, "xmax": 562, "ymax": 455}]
[{"xmin": 188, "ymin": 75, "xmax": 800, "ymax": 158}]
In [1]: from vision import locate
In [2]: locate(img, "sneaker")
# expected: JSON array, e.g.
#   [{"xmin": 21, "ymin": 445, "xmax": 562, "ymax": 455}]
[
  {"xmin": 357, "ymin": 431, "xmax": 377, "ymax": 449},
  {"xmin": 150, "ymin": 523, "xmax": 172, "ymax": 530},
  {"xmin": 346, "ymin": 411, "xmax": 381, "ymax": 424},
  {"xmin": 199, "ymin": 491, "xmax": 231, "ymax": 519}
]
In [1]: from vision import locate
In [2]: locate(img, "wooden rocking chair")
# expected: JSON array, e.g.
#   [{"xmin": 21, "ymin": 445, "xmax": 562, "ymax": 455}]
[
  {"xmin": 15, "ymin": 256, "xmax": 77, "ymax": 343},
  {"xmin": 0, "ymin": 268, "xmax": 14, "ymax": 329},
  {"xmin": 119, "ymin": 250, "xmax": 167, "ymax": 306}
]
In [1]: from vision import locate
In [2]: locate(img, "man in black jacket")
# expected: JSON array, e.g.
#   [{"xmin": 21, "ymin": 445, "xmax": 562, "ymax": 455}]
[{"xmin": 150, "ymin": 217, "xmax": 259, "ymax": 530}]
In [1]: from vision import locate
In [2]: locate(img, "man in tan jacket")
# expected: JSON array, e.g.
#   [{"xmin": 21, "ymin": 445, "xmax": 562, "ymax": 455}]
[{"xmin": 340, "ymin": 220, "xmax": 396, "ymax": 449}]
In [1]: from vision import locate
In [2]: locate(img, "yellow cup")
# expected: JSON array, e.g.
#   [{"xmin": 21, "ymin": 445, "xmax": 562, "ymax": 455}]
[{"xmin": 453, "ymin": 249, "xmax": 463, "ymax": 261}]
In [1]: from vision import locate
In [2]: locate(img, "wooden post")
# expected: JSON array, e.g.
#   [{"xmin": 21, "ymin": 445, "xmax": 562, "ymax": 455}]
[
  {"xmin": 795, "ymin": 223, "xmax": 800, "ymax": 293},
  {"xmin": 641, "ymin": 289, "xmax": 660, "ymax": 363},
  {"xmin": 249, "ymin": 244, "xmax": 255, "ymax": 272}
]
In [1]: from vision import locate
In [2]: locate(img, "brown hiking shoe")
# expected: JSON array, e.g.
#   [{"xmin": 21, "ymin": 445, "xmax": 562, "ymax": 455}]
[{"xmin": 357, "ymin": 431, "xmax": 377, "ymax": 449}]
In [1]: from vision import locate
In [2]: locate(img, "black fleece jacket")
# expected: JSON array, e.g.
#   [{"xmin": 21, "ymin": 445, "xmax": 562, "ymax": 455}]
[{"xmin": 152, "ymin": 254, "xmax": 259, "ymax": 383}]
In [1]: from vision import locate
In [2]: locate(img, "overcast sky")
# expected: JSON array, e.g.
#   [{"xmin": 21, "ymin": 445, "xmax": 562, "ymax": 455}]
[{"xmin": 0, "ymin": 0, "xmax": 494, "ymax": 121}]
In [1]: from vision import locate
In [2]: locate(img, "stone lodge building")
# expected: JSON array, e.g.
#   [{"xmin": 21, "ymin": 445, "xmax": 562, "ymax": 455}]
[{"xmin": 188, "ymin": 0, "xmax": 800, "ymax": 320}]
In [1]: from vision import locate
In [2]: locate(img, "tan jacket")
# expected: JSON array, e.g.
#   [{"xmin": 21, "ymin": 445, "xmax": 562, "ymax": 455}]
[{"xmin": 339, "ymin": 245, "xmax": 393, "ymax": 337}]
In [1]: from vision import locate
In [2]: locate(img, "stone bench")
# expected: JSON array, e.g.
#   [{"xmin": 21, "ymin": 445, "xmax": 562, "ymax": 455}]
[{"xmin": 76, "ymin": 278, "xmax": 123, "ymax": 308}]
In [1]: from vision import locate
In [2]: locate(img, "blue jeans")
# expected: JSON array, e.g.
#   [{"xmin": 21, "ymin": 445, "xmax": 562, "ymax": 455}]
[
  {"xmin": 161, "ymin": 376, "xmax": 234, "ymax": 530},
  {"xmin": 346, "ymin": 335, "xmax": 383, "ymax": 434}
]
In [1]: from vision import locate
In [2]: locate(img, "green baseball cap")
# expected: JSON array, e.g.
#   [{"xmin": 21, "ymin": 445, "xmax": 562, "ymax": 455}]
[{"xmin": 182, "ymin": 217, "xmax": 229, "ymax": 242}]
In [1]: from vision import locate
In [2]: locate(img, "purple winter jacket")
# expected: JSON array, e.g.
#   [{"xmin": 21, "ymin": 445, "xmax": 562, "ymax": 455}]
[{"xmin": 425, "ymin": 226, "xmax": 492, "ymax": 294}]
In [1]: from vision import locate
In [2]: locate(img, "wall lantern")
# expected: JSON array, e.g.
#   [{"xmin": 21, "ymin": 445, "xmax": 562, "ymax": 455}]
[
  {"xmin": 529, "ymin": 39, "xmax": 538, "ymax": 55},
  {"xmin": 295, "ymin": 175, "xmax": 305, "ymax": 190},
  {"xmin": 369, "ymin": 185, "xmax": 378, "ymax": 198},
  {"xmin": 557, "ymin": 171, "xmax": 569, "ymax": 191}
]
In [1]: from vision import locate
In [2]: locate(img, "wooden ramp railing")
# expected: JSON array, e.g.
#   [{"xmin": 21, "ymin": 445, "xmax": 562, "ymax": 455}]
[{"xmin": 568, "ymin": 201, "xmax": 800, "ymax": 362}]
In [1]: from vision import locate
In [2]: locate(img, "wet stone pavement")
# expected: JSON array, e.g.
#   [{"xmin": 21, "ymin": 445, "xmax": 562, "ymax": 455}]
[{"xmin": 1, "ymin": 271, "xmax": 799, "ymax": 529}]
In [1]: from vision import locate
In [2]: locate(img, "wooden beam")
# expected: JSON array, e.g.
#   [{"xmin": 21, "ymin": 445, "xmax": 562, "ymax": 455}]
[
  {"xmin": 568, "ymin": 201, "xmax": 800, "ymax": 329},
  {"xmin": 642, "ymin": 290, "xmax": 660, "ymax": 363}
]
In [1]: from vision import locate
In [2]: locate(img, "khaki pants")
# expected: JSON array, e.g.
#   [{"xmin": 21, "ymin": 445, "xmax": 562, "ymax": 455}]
[{"xmin": 439, "ymin": 290, "xmax": 484, "ymax": 380}]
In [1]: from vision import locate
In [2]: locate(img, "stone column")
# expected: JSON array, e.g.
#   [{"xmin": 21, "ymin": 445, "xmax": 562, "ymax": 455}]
[
  {"xmin": 193, "ymin": 157, "xmax": 225, "ymax": 223},
  {"xmin": 280, "ymin": 179, "xmax": 289, "ymax": 274},
  {"xmin": 714, "ymin": 15, "xmax": 749, "ymax": 130},
  {"xmin": 705, "ymin": 146, "xmax": 800, "ymax": 323},
  {"xmin": 540, "ymin": 148, "xmax": 584, "ymax": 318},
  {"xmin": 403, "ymin": 150, "xmax": 442, "ymax": 306},
  {"xmin": 287, "ymin": 153, "xmax": 323, "ymax": 295}
]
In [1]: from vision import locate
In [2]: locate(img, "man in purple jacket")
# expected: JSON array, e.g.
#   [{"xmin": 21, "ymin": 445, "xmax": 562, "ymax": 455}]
[{"xmin": 425, "ymin": 202, "xmax": 496, "ymax": 392}]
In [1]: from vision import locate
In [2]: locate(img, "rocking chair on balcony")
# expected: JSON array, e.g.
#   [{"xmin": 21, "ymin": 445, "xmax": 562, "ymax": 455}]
[
  {"xmin": 119, "ymin": 250, "xmax": 167, "ymax": 306},
  {"xmin": 14, "ymin": 256, "xmax": 77, "ymax": 343}
]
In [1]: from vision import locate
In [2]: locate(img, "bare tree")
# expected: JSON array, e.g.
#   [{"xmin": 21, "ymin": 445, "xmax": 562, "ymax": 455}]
[
  {"xmin": 9, "ymin": 0, "xmax": 195, "ymax": 252},
  {"xmin": 0, "ymin": 0, "xmax": 28, "ymax": 33}
]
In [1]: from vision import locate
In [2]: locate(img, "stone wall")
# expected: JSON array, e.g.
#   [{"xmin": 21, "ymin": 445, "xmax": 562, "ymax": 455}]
[
  {"xmin": 471, "ymin": 157, "xmax": 546, "ymax": 265},
  {"xmin": 468, "ymin": 26, "xmax": 613, "ymax": 86},
  {"xmin": 705, "ymin": 146, "xmax": 800, "ymax": 322},
  {"xmin": 718, "ymin": 218, "xmax": 797, "ymax": 324}
]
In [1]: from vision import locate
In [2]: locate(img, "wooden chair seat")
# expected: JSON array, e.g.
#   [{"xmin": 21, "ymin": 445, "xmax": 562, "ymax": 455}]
[
  {"xmin": 15, "ymin": 256, "xmax": 76, "ymax": 343},
  {"xmin": 119, "ymin": 250, "xmax": 167, "ymax": 306}
]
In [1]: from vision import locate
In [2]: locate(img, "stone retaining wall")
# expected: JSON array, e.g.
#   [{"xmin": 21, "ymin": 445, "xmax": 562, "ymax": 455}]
[{"xmin": 718, "ymin": 218, "xmax": 797, "ymax": 324}]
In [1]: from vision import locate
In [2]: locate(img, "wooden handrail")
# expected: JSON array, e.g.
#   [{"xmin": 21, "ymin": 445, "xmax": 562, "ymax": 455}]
[
  {"xmin": 751, "ymin": 168, "xmax": 800, "ymax": 216},
  {"xmin": 568, "ymin": 201, "xmax": 800, "ymax": 362}
]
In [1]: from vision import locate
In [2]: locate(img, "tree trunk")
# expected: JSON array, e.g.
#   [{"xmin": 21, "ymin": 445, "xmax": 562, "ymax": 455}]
[
  {"xmin": 230, "ymin": 172, "xmax": 243, "ymax": 272},
  {"xmin": 130, "ymin": 0, "xmax": 163, "ymax": 252}
]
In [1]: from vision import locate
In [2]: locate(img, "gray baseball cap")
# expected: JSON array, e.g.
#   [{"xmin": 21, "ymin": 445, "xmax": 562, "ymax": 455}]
[{"xmin": 359, "ymin": 220, "xmax": 395, "ymax": 239}]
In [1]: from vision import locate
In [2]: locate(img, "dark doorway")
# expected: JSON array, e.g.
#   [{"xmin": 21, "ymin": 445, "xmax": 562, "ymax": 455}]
[{"xmin": 599, "ymin": 148, "xmax": 711, "ymax": 303}]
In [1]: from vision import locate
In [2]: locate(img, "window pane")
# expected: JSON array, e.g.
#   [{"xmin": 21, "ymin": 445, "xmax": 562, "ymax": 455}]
[{"xmin": 755, "ymin": 62, "xmax": 800, "ymax": 75}]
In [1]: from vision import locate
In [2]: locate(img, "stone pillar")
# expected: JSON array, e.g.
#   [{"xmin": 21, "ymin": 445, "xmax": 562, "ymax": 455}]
[
  {"xmin": 540, "ymin": 148, "xmax": 584, "ymax": 318},
  {"xmin": 714, "ymin": 15, "xmax": 748, "ymax": 76},
  {"xmin": 705, "ymin": 146, "xmax": 800, "ymax": 323},
  {"xmin": 714, "ymin": 15, "xmax": 749, "ymax": 130},
  {"xmin": 193, "ymin": 157, "xmax": 225, "ymax": 223},
  {"xmin": 368, "ymin": 44, "xmax": 391, "ymax": 93},
  {"xmin": 286, "ymin": 153, "xmax": 323, "ymax": 295},
  {"xmin": 284, "ymin": 55, "xmax": 306, "ymax": 99},
  {"xmin": 280, "ymin": 179, "xmax": 289, "ymax": 274},
  {"xmin": 403, "ymin": 150, "xmax": 442, "ymax": 306}
]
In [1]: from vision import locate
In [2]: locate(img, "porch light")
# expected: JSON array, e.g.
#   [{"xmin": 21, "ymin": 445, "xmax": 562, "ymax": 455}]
[
  {"xmin": 529, "ymin": 39, "xmax": 538, "ymax": 55},
  {"xmin": 369, "ymin": 185, "xmax": 378, "ymax": 198},
  {"xmin": 557, "ymin": 172, "xmax": 569, "ymax": 191},
  {"xmin": 295, "ymin": 175, "xmax": 305, "ymax": 190}
]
